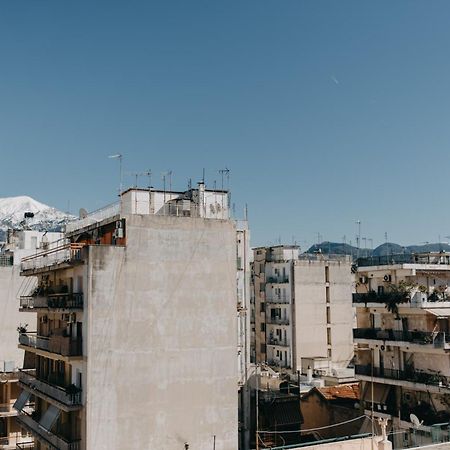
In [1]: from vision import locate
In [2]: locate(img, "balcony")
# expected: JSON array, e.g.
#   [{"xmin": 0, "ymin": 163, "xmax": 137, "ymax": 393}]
[
  {"xmin": 267, "ymin": 317, "xmax": 290, "ymax": 326},
  {"xmin": 0, "ymin": 434, "xmax": 34, "ymax": 449},
  {"xmin": 18, "ymin": 370, "xmax": 81, "ymax": 409},
  {"xmin": 16, "ymin": 413, "xmax": 80, "ymax": 450},
  {"xmin": 21, "ymin": 244, "xmax": 85, "ymax": 275},
  {"xmin": 353, "ymin": 328, "xmax": 450, "ymax": 349},
  {"xmin": 355, "ymin": 365, "xmax": 450, "ymax": 389},
  {"xmin": 266, "ymin": 297, "xmax": 290, "ymax": 304},
  {"xmin": 267, "ymin": 338, "xmax": 289, "ymax": 347},
  {"xmin": 20, "ymin": 293, "xmax": 83, "ymax": 311},
  {"xmin": 19, "ymin": 333, "xmax": 82, "ymax": 358},
  {"xmin": 266, "ymin": 276, "xmax": 289, "ymax": 284},
  {"xmin": 16, "ymin": 443, "xmax": 35, "ymax": 450}
]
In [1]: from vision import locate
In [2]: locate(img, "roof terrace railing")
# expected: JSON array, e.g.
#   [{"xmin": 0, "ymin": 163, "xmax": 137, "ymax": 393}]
[
  {"xmin": 21, "ymin": 243, "xmax": 85, "ymax": 273},
  {"xmin": 65, "ymin": 201, "xmax": 120, "ymax": 233}
]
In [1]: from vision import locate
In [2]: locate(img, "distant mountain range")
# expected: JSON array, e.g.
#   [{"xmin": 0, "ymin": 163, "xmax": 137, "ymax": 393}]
[
  {"xmin": 0, "ymin": 196, "xmax": 74, "ymax": 242},
  {"xmin": 306, "ymin": 241, "xmax": 450, "ymax": 258}
]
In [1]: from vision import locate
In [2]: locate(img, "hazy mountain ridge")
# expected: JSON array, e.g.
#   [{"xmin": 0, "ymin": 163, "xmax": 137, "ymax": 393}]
[{"xmin": 306, "ymin": 241, "xmax": 450, "ymax": 258}]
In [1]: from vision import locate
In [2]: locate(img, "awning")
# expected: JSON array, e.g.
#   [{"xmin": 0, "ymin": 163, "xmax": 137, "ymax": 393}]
[
  {"xmin": 39, "ymin": 405, "xmax": 61, "ymax": 432},
  {"xmin": 362, "ymin": 382, "xmax": 390, "ymax": 404},
  {"xmin": 13, "ymin": 390, "xmax": 31, "ymax": 412},
  {"xmin": 425, "ymin": 309, "xmax": 450, "ymax": 318}
]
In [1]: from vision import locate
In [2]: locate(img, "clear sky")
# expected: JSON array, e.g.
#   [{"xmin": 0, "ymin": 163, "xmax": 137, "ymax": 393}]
[{"xmin": 1, "ymin": 1, "xmax": 450, "ymax": 248}]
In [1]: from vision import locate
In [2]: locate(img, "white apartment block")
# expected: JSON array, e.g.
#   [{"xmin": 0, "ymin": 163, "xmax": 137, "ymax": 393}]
[
  {"xmin": 0, "ymin": 229, "xmax": 62, "ymax": 449},
  {"xmin": 354, "ymin": 252, "xmax": 450, "ymax": 449},
  {"xmin": 251, "ymin": 246, "xmax": 354, "ymax": 378},
  {"xmin": 13, "ymin": 183, "xmax": 241, "ymax": 450}
]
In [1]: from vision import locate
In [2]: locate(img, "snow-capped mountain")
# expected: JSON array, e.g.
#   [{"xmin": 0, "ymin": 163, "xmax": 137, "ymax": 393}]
[{"xmin": 0, "ymin": 196, "xmax": 74, "ymax": 238}]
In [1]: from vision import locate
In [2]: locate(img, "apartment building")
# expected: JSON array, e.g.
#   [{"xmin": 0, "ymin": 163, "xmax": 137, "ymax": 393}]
[
  {"xmin": 0, "ymin": 229, "xmax": 62, "ymax": 449},
  {"xmin": 353, "ymin": 252, "xmax": 450, "ymax": 448},
  {"xmin": 14, "ymin": 183, "xmax": 240, "ymax": 450},
  {"xmin": 250, "ymin": 246, "xmax": 354, "ymax": 378}
]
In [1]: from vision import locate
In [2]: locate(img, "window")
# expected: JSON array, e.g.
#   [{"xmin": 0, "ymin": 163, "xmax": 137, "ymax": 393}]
[
  {"xmin": 325, "ymin": 266, "xmax": 330, "ymax": 282},
  {"xmin": 260, "ymin": 302, "xmax": 265, "ymax": 312},
  {"xmin": 260, "ymin": 344, "xmax": 266, "ymax": 354},
  {"xmin": 326, "ymin": 286, "xmax": 330, "ymax": 303},
  {"xmin": 327, "ymin": 328, "xmax": 331, "ymax": 345},
  {"xmin": 260, "ymin": 323, "xmax": 265, "ymax": 332},
  {"xmin": 378, "ymin": 285, "xmax": 384, "ymax": 295},
  {"xmin": 326, "ymin": 306, "xmax": 330, "ymax": 323},
  {"xmin": 327, "ymin": 348, "xmax": 332, "ymax": 358}
]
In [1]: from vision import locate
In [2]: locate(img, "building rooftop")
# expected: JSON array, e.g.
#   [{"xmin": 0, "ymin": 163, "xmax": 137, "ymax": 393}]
[
  {"xmin": 357, "ymin": 252, "xmax": 450, "ymax": 268},
  {"xmin": 314, "ymin": 383, "xmax": 360, "ymax": 402}
]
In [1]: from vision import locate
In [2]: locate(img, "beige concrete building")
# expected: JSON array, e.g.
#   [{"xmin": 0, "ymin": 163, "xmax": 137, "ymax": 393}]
[
  {"xmin": 14, "ymin": 184, "xmax": 239, "ymax": 450},
  {"xmin": 250, "ymin": 246, "xmax": 354, "ymax": 378},
  {"xmin": 354, "ymin": 253, "xmax": 450, "ymax": 449},
  {"xmin": 0, "ymin": 229, "xmax": 62, "ymax": 449}
]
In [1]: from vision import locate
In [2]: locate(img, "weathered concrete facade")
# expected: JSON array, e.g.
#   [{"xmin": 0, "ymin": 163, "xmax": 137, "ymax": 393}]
[
  {"xmin": 14, "ymin": 186, "xmax": 240, "ymax": 450},
  {"xmin": 86, "ymin": 215, "xmax": 238, "ymax": 450}
]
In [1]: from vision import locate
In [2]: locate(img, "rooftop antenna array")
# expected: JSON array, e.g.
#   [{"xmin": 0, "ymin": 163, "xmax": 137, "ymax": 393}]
[{"xmin": 219, "ymin": 168, "xmax": 231, "ymax": 212}]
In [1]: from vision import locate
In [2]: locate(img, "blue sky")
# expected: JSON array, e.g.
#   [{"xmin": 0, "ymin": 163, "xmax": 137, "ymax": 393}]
[{"xmin": 1, "ymin": 1, "xmax": 450, "ymax": 248}]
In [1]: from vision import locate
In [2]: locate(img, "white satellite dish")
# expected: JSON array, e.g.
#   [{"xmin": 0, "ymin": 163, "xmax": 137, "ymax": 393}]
[
  {"xmin": 79, "ymin": 208, "xmax": 88, "ymax": 219},
  {"xmin": 410, "ymin": 413, "xmax": 423, "ymax": 428}
]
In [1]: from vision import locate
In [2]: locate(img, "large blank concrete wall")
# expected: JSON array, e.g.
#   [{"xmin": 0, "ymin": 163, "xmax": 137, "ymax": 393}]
[
  {"xmin": 0, "ymin": 266, "xmax": 34, "ymax": 370},
  {"xmin": 294, "ymin": 262, "xmax": 328, "ymax": 367},
  {"xmin": 86, "ymin": 215, "xmax": 237, "ymax": 450}
]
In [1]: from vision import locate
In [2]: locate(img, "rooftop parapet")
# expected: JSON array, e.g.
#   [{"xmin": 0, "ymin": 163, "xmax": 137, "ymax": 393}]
[{"xmin": 357, "ymin": 252, "xmax": 450, "ymax": 268}]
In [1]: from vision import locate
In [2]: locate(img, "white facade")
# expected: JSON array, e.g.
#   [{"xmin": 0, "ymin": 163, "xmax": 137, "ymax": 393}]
[
  {"xmin": 251, "ymin": 247, "xmax": 354, "ymax": 377},
  {"xmin": 354, "ymin": 253, "xmax": 450, "ymax": 448}
]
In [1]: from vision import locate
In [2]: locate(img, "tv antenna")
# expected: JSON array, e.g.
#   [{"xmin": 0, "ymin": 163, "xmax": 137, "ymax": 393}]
[
  {"xmin": 127, "ymin": 170, "xmax": 152, "ymax": 188},
  {"xmin": 218, "ymin": 168, "xmax": 230, "ymax": 191}
]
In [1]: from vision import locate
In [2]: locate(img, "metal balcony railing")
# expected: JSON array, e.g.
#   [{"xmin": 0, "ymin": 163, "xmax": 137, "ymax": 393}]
[
  {"xmin": 355, "ymin": 365, "xmax": 450, "ymax": 388},
  {"xmin": 266, "ymin": 276, "xmax": 289, "ymax": 284},
  {"xmin": 65, "ymin": 201, "xmax": 120, "ymax": 234},
  {"xmin": 0, "ymin": 254, "xmax": 13, "ymax": 267},
  {"xmin": 267, "ymin": 338, "xmax": 289, "ymax": 347},
  {"xmin": 357, "ymin": 253, "xmax": 450, "ymax": 267},
  {"xmin": 16, "ymin": 413, "xmax": 80, "ymax": 450},
  {"xmin": 353, "ymin": 328, "xmax": 450, "ymax": 347},
  {"xmin": 19, "ymin": 333, "xmax": 82, "ymax": 357},
  {"xmin": 267, "ymin": 317, "xmax": 290, "ymax": 325},
  {"xmin": 16, "ymin": 443, "xmax": 35, "ymax": 450},
  {"xmin": 21, "ymin": 244, "xmax": 85, "ymax": 273},
  {"xmin": 18, "ymin": 370, "xmax": 81, "ymax": 407},
  {"xmin": 20, "ymin": 293, "xmax": 83, "ymax": 310},
  {"xmin": 265, "ymin": 297, "xmax": 290, "ymax": 304}
]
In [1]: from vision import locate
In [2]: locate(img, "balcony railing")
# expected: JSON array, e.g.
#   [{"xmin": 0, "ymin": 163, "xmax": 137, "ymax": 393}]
[
  {"xmin": 21, "ymin": 244, "xmax": 85, "ymax": 273},
  {"xmin": 267, "ymin": 317, "xmax": 290, "ymax": 325},
  {"xmin": 355, "ymin": 364, "xmax": 450, "ymax": 388},
  {"xmin": 266, "ymin": 276, "xmax": 289, "ymax": 284},
  {"xmin": 65, "ymin": 201, "xmax": 120, "ymax": 234},
  {"xmin": 19, "ymin": 333, "xmax": 82, "ymax": 357},
  {"xmin": 20, "ymin": 293, "xmax": 83, "ymax": 310},
  {"xmin": 16, "ymin": 443, "xmax": 35, "ymax": 450},
  {"xmin": 0, "ymin": 254, "xmax": 13, "ymax": 267},
  {"xmin": 0, "ymin": 433, "xmax": 33, "ymax": 448},
  {"xmin": 266, "ymin": 297, "xmax": 290, "ymax": 304},
  {"xmin": 357, "ymin": 253, "xmax": 450, "ymax": 267},
  {"xmin": 18, "ymin": 370, "xmax": 81, "ymax": 407},
  {"xmin": 267, "ymin": 338, "xmax": 289, "ymax": 347},
  {"xmin": 16, "ymin": 413, "xmax": 80, "ymax": 450},
  {"xmin": 353, "ymin": 328, "xmax": 450, "ymax": 348}
]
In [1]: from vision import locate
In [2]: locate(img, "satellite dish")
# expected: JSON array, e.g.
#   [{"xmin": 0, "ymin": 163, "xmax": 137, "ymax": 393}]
[
  {"xmin": 79, "ymin": 208, "xmax": 88, "ymax": 219},
  {"xmin": 410, "ymin": 413, "xmax": 423, "ymax": 428}
]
